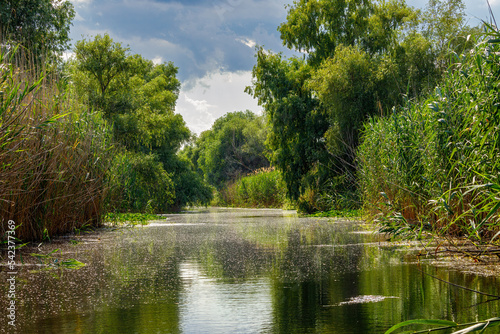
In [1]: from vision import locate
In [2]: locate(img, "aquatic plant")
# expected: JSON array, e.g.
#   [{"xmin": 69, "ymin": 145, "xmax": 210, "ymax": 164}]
[
  {"xmin": 0, "ymin": 46, "xmax": 113, "ymax": 241},
  {"xmin": 214, "ymin": 168, "xmax": 287, "ymax": 208},
  {"xmin": 358, "ymin": 22, "xmax": 500, "ymax": 254},
  {"xmin": 104, "ymin": 212, "xmax": 164, "ymax": 226}
]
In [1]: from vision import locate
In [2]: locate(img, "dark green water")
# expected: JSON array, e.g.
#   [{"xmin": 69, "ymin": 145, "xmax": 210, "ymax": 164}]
[{"xmin": 1, "ymin": 208, "xmax": 499, "ymax": 333}]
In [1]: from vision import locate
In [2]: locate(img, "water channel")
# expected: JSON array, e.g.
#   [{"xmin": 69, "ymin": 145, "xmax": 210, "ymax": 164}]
[{"xmin": 1, "ymin": 208, "xmax": 499, "ymax": 333}]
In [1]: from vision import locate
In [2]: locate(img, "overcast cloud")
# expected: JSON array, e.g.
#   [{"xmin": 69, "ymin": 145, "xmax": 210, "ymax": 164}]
[{"xmin": 68, "ymin": 0, "xmax": 497, "ymax": 134}]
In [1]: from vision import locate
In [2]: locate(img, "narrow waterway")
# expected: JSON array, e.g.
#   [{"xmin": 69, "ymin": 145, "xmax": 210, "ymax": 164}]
[{"xmin": 1, "ymin": 208, "xmax": 499, "ymax": 333}]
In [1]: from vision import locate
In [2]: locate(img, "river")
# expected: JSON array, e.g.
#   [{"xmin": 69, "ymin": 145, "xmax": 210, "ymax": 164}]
[{"xmin": 1, "ymin": 208, "xmax": 499, "ymax": 333}]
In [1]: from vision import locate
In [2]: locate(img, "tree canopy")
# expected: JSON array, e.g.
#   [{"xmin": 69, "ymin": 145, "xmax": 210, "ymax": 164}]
[
  {"xmin": 70, "ymin": 33, "xmax": 211, "ymax": 212},
  {"xmin": 247, "ymin": 0, "xmax": 477, "ymax": 211},
  {"xmin": 0, "ymin": 0, "xmax": 75, "ymax": 56},
  {"xmin": 183, "ymin": 110, "xmax": 269, "ymax": 190}
]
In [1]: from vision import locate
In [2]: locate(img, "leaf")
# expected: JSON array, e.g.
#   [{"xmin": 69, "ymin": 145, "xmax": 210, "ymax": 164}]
[
  {"xmin": 452, "ymin": 323, "xmax": 487, "ymax": 333},
  {"xmin": 452, "ymin": 318, "xmax": 500, "ymax": 334},
  {"xmin": 60, "ymin": 259, "xmax": 86, "ymax": 269},
  {"xmin": 385, "ymin": 319, "xmax": 457, "ymax": 334}
]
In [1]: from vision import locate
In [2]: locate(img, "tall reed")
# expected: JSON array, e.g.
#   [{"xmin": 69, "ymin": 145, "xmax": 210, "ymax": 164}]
[
  {"xmin": 0, "ymin": 46, "xmax": 113, "ymax": 241},
  {"xmin": 215, "ymin": 168, "xmax": 287, "ymax": 208},
  {"xmin": 358, "ymin": 25, "xmax": 500, "ymax": 246}
]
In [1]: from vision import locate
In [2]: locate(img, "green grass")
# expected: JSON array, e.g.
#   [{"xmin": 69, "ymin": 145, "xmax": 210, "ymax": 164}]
[
  {"xmin": 104, "ymin": 212, "xmax": 165, "ymax": 226},
  {"xmin": 304, "ymin": 208, "xmax": 362, "ymax": 218}
]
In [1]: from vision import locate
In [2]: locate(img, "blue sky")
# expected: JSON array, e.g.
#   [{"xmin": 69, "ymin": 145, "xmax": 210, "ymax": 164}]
[{"xmin": 68, "ymin": 0, "xmax": 498, "ymax": 134}]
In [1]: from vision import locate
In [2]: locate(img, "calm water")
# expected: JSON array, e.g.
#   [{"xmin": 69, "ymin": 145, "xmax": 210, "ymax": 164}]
[{"xmin": 1, "ymin": 208, "xmax": 499, "ymax": 333}]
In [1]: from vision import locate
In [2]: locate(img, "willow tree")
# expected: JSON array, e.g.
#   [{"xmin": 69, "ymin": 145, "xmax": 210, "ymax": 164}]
[{"xmin": 0, "ymin": 0, "xmax": 75, "ymax": 61}]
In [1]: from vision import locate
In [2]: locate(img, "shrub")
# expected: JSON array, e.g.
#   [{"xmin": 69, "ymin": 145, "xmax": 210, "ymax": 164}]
[
  {"xmin": 107, "ymin": 151, "xmax": 175, "ymax": 213},
  {"xmin": 215, "ymin": 168, "xmax": 286, "ymax": 208}
]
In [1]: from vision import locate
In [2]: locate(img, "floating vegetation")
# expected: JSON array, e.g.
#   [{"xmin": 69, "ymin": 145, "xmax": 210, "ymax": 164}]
[
  {"xmin": 324, "ymin": 295, "xmax": 399, "ymax": 307},
  {"xmin": 30, "ymin": 249, "xmax": 86, "ymax": 270}
]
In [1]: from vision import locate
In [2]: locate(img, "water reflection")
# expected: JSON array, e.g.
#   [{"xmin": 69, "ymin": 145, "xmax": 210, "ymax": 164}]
[{"xmin": 1, "ymin": 208, "xmax": 499, "ymax": 333}]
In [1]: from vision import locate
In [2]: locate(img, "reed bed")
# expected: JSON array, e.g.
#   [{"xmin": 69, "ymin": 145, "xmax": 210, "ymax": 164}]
[
  {"xmin": 0, "ymin": 47, "xmax": 112, "ymax": 241},
  {"xmin": 215, "ymin": 168, "xmax": 287, "ymax": 208},
  {"xmin": 358, "ymin": 24, "xmax": 500, "ymax": 250}
]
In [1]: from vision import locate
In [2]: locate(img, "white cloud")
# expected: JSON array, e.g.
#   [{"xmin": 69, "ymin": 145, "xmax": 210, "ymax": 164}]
[
  {"xmin": 176, "ymin": 70, "xmax": 261, "ymax": 134},
  {"xmin": 61, "ymin": 51, "xmax": 75, "ymax": 61},
  {"xmin": 152, "ymin": 56, "xmax": 163, "ymax": 65},
  {"xmin": 237, "ymin": 38, "xmax": 257, "ymax": 49},
  {"xmin": 74, "ymin": 11, "xmax": 85, "ymax": 22}
]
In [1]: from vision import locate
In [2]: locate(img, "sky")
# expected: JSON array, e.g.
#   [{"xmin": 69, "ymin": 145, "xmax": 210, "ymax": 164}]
[{"xmin": 68, "ymin": 0, "xmax": 499, "ymax": 134}]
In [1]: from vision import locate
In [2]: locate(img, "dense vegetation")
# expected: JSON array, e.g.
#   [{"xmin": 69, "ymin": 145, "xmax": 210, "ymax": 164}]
[
  {"xmin": 0, "ymin": 1, "xmax": 211, "ymax": 240},
  {"xmin": 359, "ymin": 23, "xmax": 500, "ymax": 245},
  {"xmin": 1, "ymin": 0, "xmax": 499, "ymax": 247},
  {"xmin": 246, "ymin": 0, "xmax": 477, "ymax": 213}
]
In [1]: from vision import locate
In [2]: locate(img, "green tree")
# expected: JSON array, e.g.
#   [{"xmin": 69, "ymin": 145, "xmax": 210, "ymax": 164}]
[
  {"xmin": 73, "ymin": 34, "xmax": 129, "ymax": 113},
  {"xmin": 0, "ymin": 0, "xmax": 75, "ymax": 56},
  {"xmin": 247, "ymin": 52, "xmax": 329, "ymax": 201},
  {"xmin": 310, "ymin": 44, "xmax": 377, "ymax": 151},
  {"xmin": 71, "ymin": 34, "xmax": 211, "ymax": 212},
  {"xmin": 186, "ymin": 110, "xmax": 269, "ymax": 190},
  {"xmin": 278, "ymin": 0, "xmax": 415, "ymax": 65}
]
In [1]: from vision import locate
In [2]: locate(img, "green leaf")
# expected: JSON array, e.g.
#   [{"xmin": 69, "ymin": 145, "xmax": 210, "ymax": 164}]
[
  {"xmin": 60, "ymin": 259, "xmax": 86, "ymax": 269},
  {"xmin": 385, "ymin": 319, "xmax": 457, "ymax": 334}
]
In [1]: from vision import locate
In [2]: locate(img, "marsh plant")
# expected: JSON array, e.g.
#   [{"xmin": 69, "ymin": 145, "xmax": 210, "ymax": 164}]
[
  {"xmin": 358, "ymin": 23, "xmax": 500, "ymax": 253},
  {"xmin": 214, "ymin": 168, "xmax": 287, "ymax": 208},
  {"xmin": 0, "ymin": 46, "xmax": 113, "ymax": 241}
]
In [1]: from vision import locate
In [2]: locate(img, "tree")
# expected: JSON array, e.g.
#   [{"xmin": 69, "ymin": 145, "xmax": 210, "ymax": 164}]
[
  {"xmin": 310, "ymin": 44, "xmax": 377, "ymax": 151},
  {"xmin": 74, "ymin": 34, "xmax": 129, "ymax": 113},
  {"xmin": 0, "ymin": 0, "xmax": 75, "ymax": 56},
  {"xmin": 278, "ymin": 0, "xmax": 415, "ymax": 66},
  {"xmin": 244, "ymin": 1, "xmax": 420, "ymax": 211},
  {"xmin": 186, "ymin": 110, "xmax": 269, "ymax": 190},
  {"xmin": 247, "ymin": 51, "xmax": 329, "ymax": 200},
  {"xmin": 71, "ymin": 34, "xmax": 211, "ymax": 212}
]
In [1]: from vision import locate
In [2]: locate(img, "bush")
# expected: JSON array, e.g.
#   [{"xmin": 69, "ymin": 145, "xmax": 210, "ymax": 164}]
[
  {"xmin": 215, "ymin": 168, "xmax": 287, "ymax": 208},
  {"xmin": 107, "ymin": 151, "xmax": 175, "ymax": 213}
]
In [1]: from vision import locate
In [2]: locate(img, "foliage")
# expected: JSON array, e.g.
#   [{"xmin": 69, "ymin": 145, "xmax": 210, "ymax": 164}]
[
  {"xmin": 73, "ymin": 34, "xmax": 130, "ymax": 110},
  {"xmin": 71, "ymin": 33, "xmax": 211, "ymax": 211},
  {"xmin": 304, "ymin": 208, "xmax": 362, "ymax": 218},
  {"xmin": 358, "ymin": 24, "xmax": 500, "ymax": 245},
  {"xmin": 104, "ymin": 212, "xmax": 164, "ymax": 226},
  {"xmin": 247, "ymin": 0, "xmax": 477, "ymax": 213},
  {"xmin": 0, "ymin": 47, "xmax": 113, "ymax": 241},
  {"xmin": 278, "ymin": 0, "xmax": 415, "ymax": 65},
  {"xmin": 247, "ymin": 52, "xmax": 329, "ymax": 202},
  {"xmin": 183, "ymin": 110, "xmax": 269, "ymax": 189},
  {"xmin": 107, "ymin": 151, "xmax": 175, "ymax": 213},
  {"xmin": 30, "ymin": 248, "xmax": 86, "ymax": 270},
  {"xmin": 214, "ymin": 168, "xmax": 287, "ymax": 208},
  {"xmin": 0, "ymin": 0, "xmax": 75, "ymax": 59},
  {"xmin": 385, "ymin": 317, "xmax": 500, "ymax": 333}
]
